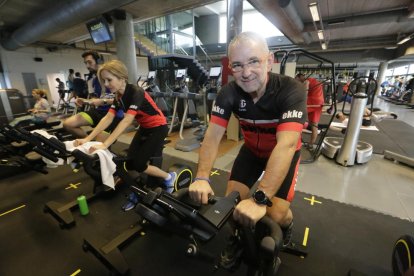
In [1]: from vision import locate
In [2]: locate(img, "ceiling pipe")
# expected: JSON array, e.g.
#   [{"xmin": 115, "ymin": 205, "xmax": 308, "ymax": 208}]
[
  {"xmin": 303, "ymin": 8, "xmax": 413, "ymax": 32},
  {"xmin": 248, "ymin": 0, "xmax": 307, "ymax": 44},
  {"xmin": 1, "ymin": 0, "xmax": 137, "ymax": 51},
  {"xmin": 278, "ymin": 0, "xmax": 312, "ymax": 44}
]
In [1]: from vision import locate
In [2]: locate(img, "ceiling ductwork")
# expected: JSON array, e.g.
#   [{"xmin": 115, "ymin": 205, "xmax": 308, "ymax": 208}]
[
  {"xmin": 248, "ymin": 0, "xmax": 310, "ymax": 44},
  {"xmin": 1, "ymin": 0, "xmax": 137, "ymax": 51}
]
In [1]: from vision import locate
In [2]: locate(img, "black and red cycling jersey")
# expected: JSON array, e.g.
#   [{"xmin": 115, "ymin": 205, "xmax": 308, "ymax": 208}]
[
  {"xmin": 108, "ymin": 84, "xmax": 167, "ymax": 128},
  {"xmin": 210, "ymin": 72, "xmax": 307, "ymax": 158}
]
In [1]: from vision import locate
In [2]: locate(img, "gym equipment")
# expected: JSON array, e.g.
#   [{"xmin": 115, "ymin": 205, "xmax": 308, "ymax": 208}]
[
  {"xmin": 275, "ymin": 48, "xmax": 337, "ymax": 164},
  {"xmin": 0, "ymin": 89, "xmax": 30, "ymax": 125},
  {"xmin": 322, "ymin": 76, "xmax": 376, "ymax": 166},
  {"xmin": 384, "ymin": 150, "xmax": 414, "ymax": 168},
  {"xmin": 0, "ymin": 125, "xmax": 49, "ymax": 179},
  {"xmin": 81, "ymin": 153, "xmax": 193, "ymax": 275},
  {"xmin": 142, "ymin": 70, "xmax": 171, "ymax": 117},
  {"xmin": 169, "ymin": 69, "xmax": 204, "ymax": 152},
  {"xmin": 392, "ymin": 234, "xmax": 414, "ymax": 276}
]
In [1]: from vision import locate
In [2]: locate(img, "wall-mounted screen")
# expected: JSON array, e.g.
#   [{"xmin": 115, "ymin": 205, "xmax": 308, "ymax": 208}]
[
  {"xmin": 176, "ymin": 69, "xmax": 187, "ymax": 79},
  {"xmin": 209, "ymin": 67, "xmax": 222, "ymax": 78},
  {"xmin": 86, "ymin": 17, "xmax": 112, "ymax": 44}
]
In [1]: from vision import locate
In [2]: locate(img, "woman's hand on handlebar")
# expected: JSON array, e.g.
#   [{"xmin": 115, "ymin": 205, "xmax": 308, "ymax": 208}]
[
  {"xmin": 88, "ymin": 143, "xmax": 107, "ymax": 154},
  {"xmin": 189, "ymin": 180, "xmax": 214, "ymax": 205},
  {"xmin": 73, "ymin": 138, "xmax": 89, "ymax": 147}
]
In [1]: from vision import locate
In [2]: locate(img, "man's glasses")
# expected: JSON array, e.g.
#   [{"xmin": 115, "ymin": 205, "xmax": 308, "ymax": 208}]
[{"xmin": 229, "ymin": 58, "xmax": 263, "ymax": 73}]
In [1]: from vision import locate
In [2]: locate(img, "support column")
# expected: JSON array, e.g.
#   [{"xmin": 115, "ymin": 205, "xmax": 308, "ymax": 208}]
[
  {"xmin": 376, "ymin": 61, "xmax": 388, "ymax": 96},
  {"xmin": 114, "ymin": 11, "xmax": 138, "ymax": 84},
  {"xmin": 226, "ymin": 0, "xmax": 243, "ymax": 52}
]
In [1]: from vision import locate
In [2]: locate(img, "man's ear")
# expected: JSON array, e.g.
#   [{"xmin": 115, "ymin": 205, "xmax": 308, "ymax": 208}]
[{"xmin": 267, "ymin": 52, "xmax": 274, "ymax": 71}]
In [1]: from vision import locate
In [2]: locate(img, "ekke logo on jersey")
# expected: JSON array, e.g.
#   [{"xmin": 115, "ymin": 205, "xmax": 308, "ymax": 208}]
[
  {"xmin": 282, "ymin": 110, "xmax": 303, "ymax": 119},
  {"xmin": 129, "ymin": 105, "xmax": 138, "ymax": 109},
  {"xmin": 212, "ymin": 104, "xmax": 224, "ymax": 114}
]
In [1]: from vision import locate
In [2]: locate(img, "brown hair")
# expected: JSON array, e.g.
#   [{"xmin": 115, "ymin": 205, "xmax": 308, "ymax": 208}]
[{"xmin": 32, "ymin": 88, "xmax": 47, "ymax": 98}]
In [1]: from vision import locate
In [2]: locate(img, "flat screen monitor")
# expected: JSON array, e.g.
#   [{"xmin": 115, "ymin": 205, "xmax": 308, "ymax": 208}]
[
  {"xmin": 209, "ymin": 67, "xmax": 222, "ymax": 78},
  {"xmin": 147, "ymin": 71, "xmax": 156, "ymax": 79},
  {"xmin": 86, "ymin": 17, "xmax": 112, "ymax": 44},
  {"xmin": 176, "ymin": 69, "xmax": 187, "ymax": 79}
]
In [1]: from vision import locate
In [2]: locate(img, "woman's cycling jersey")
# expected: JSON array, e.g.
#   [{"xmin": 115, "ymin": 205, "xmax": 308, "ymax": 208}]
[
  {"xmin": 108, "ymin": 84, "xmax": 167, "ymax": 129},
  {"xmin": 210, "ymin": 73, "xmax": 307, "ymax": 158}
]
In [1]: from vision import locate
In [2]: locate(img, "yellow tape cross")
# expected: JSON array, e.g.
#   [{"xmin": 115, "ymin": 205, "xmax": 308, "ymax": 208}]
[
  {"xmin": 65, "ymin": 182, "xmax": 81, "ymax": 190},
  {"xmin": 210, "ymin": 170, "xmax": 220, "ymax": 176},
  {"xmin": 0, "ymin": 204, "xmax": 26, "ymax": 217},
  {"xmin": 304, "ymin": 195, "xmax": 322, "ymax": 206}
]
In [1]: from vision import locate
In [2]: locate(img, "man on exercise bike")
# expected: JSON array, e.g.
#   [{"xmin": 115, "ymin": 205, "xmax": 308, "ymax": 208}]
[{"xmin": 189, "ymin": 32, "xmax": 306, "ymax": 269}]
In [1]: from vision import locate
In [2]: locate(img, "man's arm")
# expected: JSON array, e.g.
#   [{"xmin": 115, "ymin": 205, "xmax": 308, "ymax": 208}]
[
  {"xmin": 258, "ymin": 130, "xmax": 301, "ymax": 197},
  {"xmin": 233, "ymin": 130, "xmax": 301, "ymax": 227},
  {"xmin": 189, "ymin": 123, "xmax": 226, "ymax": 204}
]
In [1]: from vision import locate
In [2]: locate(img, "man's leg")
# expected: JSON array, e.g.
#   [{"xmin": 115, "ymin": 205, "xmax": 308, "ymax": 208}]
[{"xmin": 63, "ymin": 114, "xmax": 90, "ymax": 138}]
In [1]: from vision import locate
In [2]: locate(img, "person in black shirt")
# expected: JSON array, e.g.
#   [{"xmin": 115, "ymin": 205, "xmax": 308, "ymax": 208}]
[{"xmin": 189, "ymin": 32, "xmax": 306, "ymax": 261}]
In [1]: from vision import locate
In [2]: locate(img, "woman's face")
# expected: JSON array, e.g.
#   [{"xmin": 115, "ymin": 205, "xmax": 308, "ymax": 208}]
[
  {"xmin": 100, "ymin": 70, "xmax": 126, "ymax": 94},
  {"xmin": 32, "ymin": 92, "xmax": 41, "ymax": 99}
]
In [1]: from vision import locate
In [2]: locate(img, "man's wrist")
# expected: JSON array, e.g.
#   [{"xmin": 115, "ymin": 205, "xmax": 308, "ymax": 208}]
[{"xmin": 193, "ymin": 177, "xmax": 211, "ymax": 184}]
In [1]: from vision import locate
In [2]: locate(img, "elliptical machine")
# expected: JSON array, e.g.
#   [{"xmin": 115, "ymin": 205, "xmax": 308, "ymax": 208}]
[{"xmin": 322, "ymin": 76, "xmax": 377, "ymax": 166}]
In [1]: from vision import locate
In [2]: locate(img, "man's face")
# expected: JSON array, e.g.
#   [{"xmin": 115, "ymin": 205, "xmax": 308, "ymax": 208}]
[
  {"xmin": 228, "ymin": 40, "xmax": 272, "ymax": 95},
  {"xmin": 83, "ymin": 55, "xmax": 98, "ymax": 73}
]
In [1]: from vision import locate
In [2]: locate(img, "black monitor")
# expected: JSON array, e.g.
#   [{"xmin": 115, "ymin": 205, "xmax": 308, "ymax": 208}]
[
  {"xmin": 147, "ymin": 71, "xmax": 156, "ymax": 80},
  {"xmin": 86, "ymin": 17, "xmax": 112, "ymax": 44},
  {"xmin": 209, "ymin": 67, "xmax": 222, "ymax": 78},
  {"xmin": 176, "ymin": 69, "xmax": 187, "ymax": 79}
]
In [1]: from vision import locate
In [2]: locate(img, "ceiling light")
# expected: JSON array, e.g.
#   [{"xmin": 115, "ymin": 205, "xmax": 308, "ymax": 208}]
[
  {"xmin": 317, "ymin": 30, "xmax": 324, "ymax": 40},
  {"xmin": 321, "ymin": 42, "xmax": 327, "ymax": 50},
  {"xmin": 309, "ymin": 2, "xmax": 320, "ymax": 22}
]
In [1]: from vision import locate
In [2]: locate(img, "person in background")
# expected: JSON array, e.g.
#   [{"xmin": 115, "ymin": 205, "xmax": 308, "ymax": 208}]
[
  {"xmin": 295, "ymin": 73, "xmax": 324, "ymax": 150},
  {"xmin": 188, "ymin": 32, "xmax": 306, "ymax": 270},
  {"xmin": 10, "ymin": 89, "xmax": 51, "ymax": 127},
  {"xmin": 63, "ymin": 51, "xmax": 121, "ymax": 142},
  {"xmin": 67, "ymin": 69, "xmax": 75, "ymax": 102},
  {"xmin": 73, "ymin": 60, "xmax": 177, "ymax": 211}
]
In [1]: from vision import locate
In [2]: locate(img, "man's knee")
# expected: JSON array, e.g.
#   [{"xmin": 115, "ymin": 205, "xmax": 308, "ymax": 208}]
[
  {"xmin": 63, "ymin": 115, "xmax": 87, "ymax": 128},
  {"xmin": 267, "ymin": 198, "xmax": 292, "ymax": 225}
]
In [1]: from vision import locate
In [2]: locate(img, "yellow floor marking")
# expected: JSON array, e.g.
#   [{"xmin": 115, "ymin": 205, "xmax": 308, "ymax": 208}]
[
  {"xmin": 65, "ymin": 182, "xmax": 81, "ymax": 190},
  {"xmin": 210, "ymin": 170, "xmax": 220, "ymax": 176},
  {"xmin": 303, "ymin": 227, "xmax": 309, "ymax": 246},
  {"xmin": 70, "ymin": 269, "xmax": 81, "ymax": 276},
  {"xmin": 0, "ymin": 204, "xmax": 26, "ymax": 217},
  {"xmin": 304, "ymin": 195, "xmax": 322, "ymax": 205}
]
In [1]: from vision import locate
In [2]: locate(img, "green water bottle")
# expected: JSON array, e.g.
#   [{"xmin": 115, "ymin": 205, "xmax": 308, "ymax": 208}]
[{"xmin": 77, "ymin": 195, "xmax": 89, "ymax": 216}]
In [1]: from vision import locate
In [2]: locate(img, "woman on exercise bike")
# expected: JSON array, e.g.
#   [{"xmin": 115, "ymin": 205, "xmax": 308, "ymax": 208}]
[{"xmin": 73, "ymin": 59, "xmax": 176, "ymax": 211}]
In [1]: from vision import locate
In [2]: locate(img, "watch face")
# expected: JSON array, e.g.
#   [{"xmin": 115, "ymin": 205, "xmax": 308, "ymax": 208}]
[{"xmin": 254, "ymin": 190, "xmax": 266, "ymax": 203}]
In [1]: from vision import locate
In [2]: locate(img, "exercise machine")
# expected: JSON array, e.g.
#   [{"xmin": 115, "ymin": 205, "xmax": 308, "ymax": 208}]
[
  {"xmin": 322, "ymin": 76, "xmax": 377, "ymax": 166},
  {"xmin": 142, "ymin": 70, "xmax": 171, "ymax": 117},
  {"xmin": 392, "ymin": 234, "xmax": 414, "ymax": 276},
  {"xmin": 80, "ymin": 151, "xmax": 193, "ymax": 275},
  {"xmin": 275, "ymin": 48, "xmax": 337, "ymax": 164}
]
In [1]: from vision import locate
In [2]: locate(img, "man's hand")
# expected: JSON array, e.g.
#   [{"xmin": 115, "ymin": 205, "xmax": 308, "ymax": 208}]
[
  {"xmin": 189, "ymin": 180, "xmax": 214, "ymax": 204},
  {"xmin": 233, "ymin": 198, "xmax": 267, "ymax": 228},
  {"xmin": 75, "ymin": 98, "xmax": 85, "ymax": 107}
]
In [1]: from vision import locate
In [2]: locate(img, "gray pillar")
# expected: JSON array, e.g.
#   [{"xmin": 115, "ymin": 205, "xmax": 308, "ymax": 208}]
[
  {"xmin": 376, "ymin": 61, "xmax": 388, "ymax": 96},
  {"xmin": 227, "ymin": 0, "xmax": 243, "ymax": 53},
  {"xmin": 114, "ymin": 12, "xmax": 138, "ymax": 84}
]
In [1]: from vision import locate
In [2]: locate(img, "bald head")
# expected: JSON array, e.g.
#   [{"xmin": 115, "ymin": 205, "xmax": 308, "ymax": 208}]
[{"xmin": 228, "ymin": 32, "xmax": 269, "ymax": 58}]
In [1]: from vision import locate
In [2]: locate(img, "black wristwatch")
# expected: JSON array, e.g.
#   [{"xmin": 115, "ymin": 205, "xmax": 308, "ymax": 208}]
[{"xmin": 252, "ymin": 189, "xmax": 273, "ymax": 207}]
